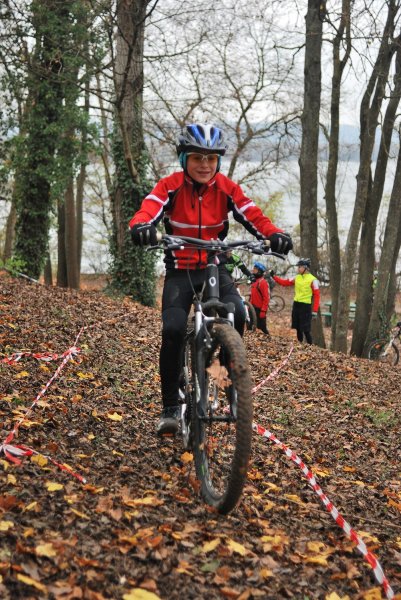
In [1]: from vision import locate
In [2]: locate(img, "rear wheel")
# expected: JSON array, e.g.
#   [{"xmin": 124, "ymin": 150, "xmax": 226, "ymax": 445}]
[
  {"xmin": 367, "ymin": 339, "xmax": 399, "ymax": 365},
  {"xmin": 244, "ymin": 301, "xmax": 257, "ymax": 331},
  {"xmin": 269, "ymin": 294, "xmax": 285, "ymax": 313},
  {"xmin": 191, "ymin": 323, "xmax": 253, "ymax": 514}
]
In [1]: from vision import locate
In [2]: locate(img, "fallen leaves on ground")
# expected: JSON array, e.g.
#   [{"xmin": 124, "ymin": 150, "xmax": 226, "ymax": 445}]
[{"xmin": 0, "ymin": 273, "xmax": 400, "ymax": 599}]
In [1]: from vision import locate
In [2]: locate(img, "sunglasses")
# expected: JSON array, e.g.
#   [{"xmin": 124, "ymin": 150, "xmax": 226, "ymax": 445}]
[{"xmin": 186, "ymin": 152, "xmax": 220, "ymax": 163}]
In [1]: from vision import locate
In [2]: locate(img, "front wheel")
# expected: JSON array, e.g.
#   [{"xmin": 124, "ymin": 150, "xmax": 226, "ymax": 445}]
[
  {"xmin": 367, "ymin": 339, "xmax": 399, "ymax": 365},
  {"xmin": 191, "ymin": 323, "xmax": 253, "ymax": 514},
  {"xmin": 180, "ymin": 331, "xmax": 194, "ymax": 449},
  {"xmin": 244, "ymin": 301, "xmax": 257, "ymax": 331},
  {"xmin": 269, "ymin": 294, "xmax": 285, "ymax": 313}
]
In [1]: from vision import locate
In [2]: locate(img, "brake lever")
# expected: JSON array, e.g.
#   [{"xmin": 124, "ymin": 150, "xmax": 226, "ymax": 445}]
[{"xmin": 146, "ymin": 242, "xmax": 184, "ymax": 251}]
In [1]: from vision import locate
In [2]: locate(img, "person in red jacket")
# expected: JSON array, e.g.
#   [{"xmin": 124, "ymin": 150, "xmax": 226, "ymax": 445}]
[
  {"xmin": 250, "ymin": 262, "xmax": 270, "ymax": 335},
  {"xmin": 130, "ymin": 122, "xmax": 293, "ymax": 435},
  {"xmin": 271, "ymin": 258, "xmax": 320, "ymax": 344}
]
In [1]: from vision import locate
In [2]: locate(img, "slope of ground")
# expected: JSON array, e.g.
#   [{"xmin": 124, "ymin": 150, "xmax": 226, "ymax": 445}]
[{"xmin": 0, "ymin": 273, "xmax": 400, "ymax": 600}]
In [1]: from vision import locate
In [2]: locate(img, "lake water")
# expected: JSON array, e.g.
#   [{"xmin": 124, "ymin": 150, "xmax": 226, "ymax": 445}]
[{"xmin": 0, "ymin": 158, "xmax": 396, "ymax": 274}]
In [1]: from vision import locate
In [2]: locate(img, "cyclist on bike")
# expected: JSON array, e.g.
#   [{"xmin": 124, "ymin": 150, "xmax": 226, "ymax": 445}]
[
  {"xmin": 271, "ymin": 258, "xmax": 320, "ymax": 344},
  {"xmin": 250, "ymin": 262, "xmax": 270, "ymax": 335},
  {"xmin": 130, "ymin": 122, "xmax": 293, "ymax": 435}
]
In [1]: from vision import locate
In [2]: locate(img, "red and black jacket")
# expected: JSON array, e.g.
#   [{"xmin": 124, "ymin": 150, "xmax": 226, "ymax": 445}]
[
  {"xmin": 250, "ymin": 276, "xmax": 270, "ymax": 313},
  {"xmin": 129, "ymin": 171, "xmax": 282, "ymax": 270}
]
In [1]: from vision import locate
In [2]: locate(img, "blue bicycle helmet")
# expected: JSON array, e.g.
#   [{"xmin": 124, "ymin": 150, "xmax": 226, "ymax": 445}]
[
  {"xmin": 177, "ymin": 123, "xmax": 227, "ymax": 171},
  {"xmin": 254, "ymin": 262, "xmax": 266, "ymax": 273}
]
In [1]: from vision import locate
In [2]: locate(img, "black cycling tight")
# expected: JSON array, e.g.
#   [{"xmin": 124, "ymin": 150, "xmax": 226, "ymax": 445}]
[
  {"xmin": 296, "ymin": 329, "xmax": 312, "ymax": 344},
  {"xmin": 160, "ymin": 267, "xmax": 245, "ymax": 406}
]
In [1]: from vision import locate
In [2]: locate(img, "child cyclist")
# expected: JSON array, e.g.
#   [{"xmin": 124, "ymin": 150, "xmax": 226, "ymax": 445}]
[
  {"xmin": 271, "ymin": 258, "xmax": 320, "ymax": 344},
  {"xmin": 250, "ymin": 262, "xmax": 270, "ymax": 335},
  {"xmin": 130, "ymin": 123, "xmax": 293, "ymax": 435}
]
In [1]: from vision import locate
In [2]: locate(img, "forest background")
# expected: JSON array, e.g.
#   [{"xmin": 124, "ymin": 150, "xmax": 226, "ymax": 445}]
[{"xmin": 1, "ymin": 0, "xmax": 401, "ymax": 356}]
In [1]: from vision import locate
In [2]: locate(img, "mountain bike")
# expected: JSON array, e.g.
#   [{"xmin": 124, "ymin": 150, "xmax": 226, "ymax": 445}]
[
  {"xmin": 152, "ymin": 234, "xmax": 282, "ymax": 514},
  {"xmin": 367, "ymin": 321, "xmax": 401, "ymax": 365},
  {"xmin": 265, "ymin": 274, "xmax": 285, "ymax": 312},
  {"xmin": 269, "ymin": 293, "xmax": 285, "ymax": 313}
]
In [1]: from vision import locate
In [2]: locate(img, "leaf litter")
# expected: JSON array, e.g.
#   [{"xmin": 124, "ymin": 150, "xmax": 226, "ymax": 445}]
[{"xmin": 0, "ymin": 273, "xmax": 400, "ymax": 599}]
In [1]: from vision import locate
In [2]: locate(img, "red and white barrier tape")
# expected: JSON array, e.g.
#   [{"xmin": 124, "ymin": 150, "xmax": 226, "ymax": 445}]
[
  {"xmin": 251, "ymin": 343, "xmax": 394, "ymax": 598},
  {"xmin": 0, "ymin": 311, "xmax": 138, "ymax": 481},
  {"xmin": 0, "ymin": 327, "xmax": 85, "ymax": 480},
  {"xmin": 253, "ymin": 423, "xmax": 394, "ymax": 599},
  {"xmin": 2, "ymin": 443, "xmax": 86, "ymax": 483},
  {"xmin": 252, "ymin": 344, "xmax": 294, "ymax": 395},
  {"xmin": 2, "ymin": 350, "xmax": 69, "ymax": 365}
]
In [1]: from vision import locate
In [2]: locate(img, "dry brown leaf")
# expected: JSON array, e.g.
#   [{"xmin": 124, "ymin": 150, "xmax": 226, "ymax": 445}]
[
  {"xmin": 206, "ymin": 359, "xmax": 231, "ymax": 388},
  {"xmin": 16, "ymin": 573, "xmax": 47, "ymax": 593}
]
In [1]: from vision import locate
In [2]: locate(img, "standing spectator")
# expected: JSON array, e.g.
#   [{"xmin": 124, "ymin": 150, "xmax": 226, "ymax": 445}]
[
  {"xmin": 250, "ymin": 262, "xmax": 270, "ymax": 335},
  {"xmin": 272, "ymin": 258, "xmax": 320, "ymax": 344}
]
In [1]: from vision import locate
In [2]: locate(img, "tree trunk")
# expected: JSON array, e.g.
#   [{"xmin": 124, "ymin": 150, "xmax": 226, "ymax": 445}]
[
  {"xmin": 3, "ymin": 200, "xmax": 16, "ymax": 261},
  {"xmin": 57, "ymin": 199, "xmax": 68, "ymax": 287},
  {"xmin": 76, "ymin": 165, "xmax": 85, "ymax": 280},
  {"xmin": 44, "ymin": 253, "xmax": 53, "ymax": 286},
  {"xmin": 13, "ymin": 0, "xmax": 67, "ymax": 278},
  {"xmin": 386, "ymin": 226, "xmax": 401, "ymax": 317},
  {"xmin": 364, "ymin": 132, "xmax": 401, "ymax": 351},
  {"xmin": 110, "ymin": 0, "xmax": 157, "ymax": 306},
  {"xmin": 324, "ymin": 0, "xmax": 351, "ymax": 347},
  {"xmin": 334, "ymin": 1, "xmax": 398, "ymax": 352},
  {"xmin": 75, "ymin": 37, "xmax": 91, "ymax": 276},
  {"xmin": 65, "ymin": 179, "xmax": 80, "ymax": 289},
  {"xmin": 352, "ymin": 43, "xmax": 401, "ymax": 355},
  {"xmin": 299, "ymin": 0, "xmax": 326, "ymax": 348}
]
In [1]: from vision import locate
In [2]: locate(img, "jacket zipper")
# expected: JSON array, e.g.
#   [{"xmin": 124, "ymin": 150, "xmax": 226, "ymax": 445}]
[{"xmin": 198, "ymin": 194, "xmax": 203, "ymax": 266}]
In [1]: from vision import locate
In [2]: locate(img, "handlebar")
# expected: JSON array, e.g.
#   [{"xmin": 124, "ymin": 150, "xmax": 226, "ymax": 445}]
[{"xmin": 152, "ymin": 233, "xmax": 285, "ymax": 259}]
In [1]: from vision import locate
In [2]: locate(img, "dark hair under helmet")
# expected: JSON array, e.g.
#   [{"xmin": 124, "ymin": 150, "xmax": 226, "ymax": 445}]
[{"xmin": 176, "ymin": 123, "xmax": 227, "ymax": 157}]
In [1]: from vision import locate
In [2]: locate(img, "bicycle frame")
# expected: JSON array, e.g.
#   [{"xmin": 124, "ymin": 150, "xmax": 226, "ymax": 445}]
[
  {"xmin": 148, "ymin": 233, "xmax": 285, "ymax": 513},
  {"xmin": 193, "ymin": 255, "xmax": 239, "ymax": 426},
  {"xmin": 181, "ymin": 257, "xmax": 237, "ymax": 444}
]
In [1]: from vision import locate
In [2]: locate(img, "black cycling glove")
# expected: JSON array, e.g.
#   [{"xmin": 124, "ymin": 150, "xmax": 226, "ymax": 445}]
[
  {"xmin": 130, "ymin": 223, "xmax": 157, "ymax": 246},
  {"xmin": 268, "ymin": 232, "xmax": 293, "ymax": 255}
]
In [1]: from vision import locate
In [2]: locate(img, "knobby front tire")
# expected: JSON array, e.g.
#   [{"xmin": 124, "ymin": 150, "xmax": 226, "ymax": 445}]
[
  {"xmin": 269, "ymin": 294, "xmax": 285, "ymax": 313},
  {"xmin": 244, "ymin": 301, "xmax": 257, "ymax": 331},
  {"xmin": 180, "ymin": 331, "xmax": 194, "ymax": 449},
  {"xmin": 191, "ymin": 323, "xmax": 253, "ymax": 514},
  {"xmin": 367, "ymin": 339, "xmax": 399, "ymax": 365}
]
